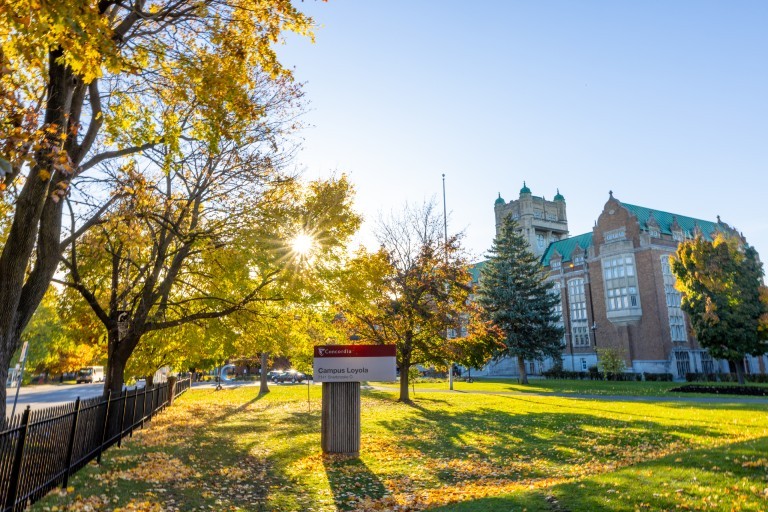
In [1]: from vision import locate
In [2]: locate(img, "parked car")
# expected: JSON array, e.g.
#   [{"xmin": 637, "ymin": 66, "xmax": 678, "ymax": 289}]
[{"xmin": 271, "ymin": 369, "xmax": 307, "ymax": 383}]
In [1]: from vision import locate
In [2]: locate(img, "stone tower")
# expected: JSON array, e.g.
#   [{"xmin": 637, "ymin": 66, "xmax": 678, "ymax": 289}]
[{"xmin": 493, "ymin": 183, "xmax": 569, "ymax": 257}]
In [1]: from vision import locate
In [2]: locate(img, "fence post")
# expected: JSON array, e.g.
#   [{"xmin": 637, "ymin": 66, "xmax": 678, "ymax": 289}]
[
  {"xmin": 148, "ymin": 384, "xmax": 156, "ymax": 422},
  {"xmin": 62, "ymin": 398, "xmax": 81, "ymax": 489},
  {"xmin": 4, "ymin": 406, "xmax": 31, "ymax": 511},
  {"xmin": 140, "ymin": 384, "xmax": 147, "ymax": 428},
  {"xmin": 129, "ymin": 387, "xmax": 137, "ymax": 437},
  {"xmin": 118, "ymin": 387, "xmax": 129, "ymax": 448},
  {"xmin": 97, "ymin": 390, "xmax": 112, "ymax": 464}
]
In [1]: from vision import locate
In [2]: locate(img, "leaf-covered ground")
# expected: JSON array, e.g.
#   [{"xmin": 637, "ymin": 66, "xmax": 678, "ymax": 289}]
[{"xmin": 34, "ymin": 384, "xmax": 768, "ymax": 511}]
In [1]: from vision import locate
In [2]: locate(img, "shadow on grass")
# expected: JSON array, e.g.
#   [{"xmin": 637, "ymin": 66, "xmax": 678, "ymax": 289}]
[
  {"xmin": 362, "ymin": 389, "xmax": 762, "ymax": 486},
  {"xmin": 322, "ymin": 455, "xmax": 388, "ymax": 511},
  {"xmin": 428, "ymin": 494, "xmax": 553, "ymax": 512},
  {"xmin": 561, "ymin": 434, "xmax": 768, "ymax": 510},
  {"xmin": 38, "ymin": 386, "xmax": 767, "ymax": 512}
]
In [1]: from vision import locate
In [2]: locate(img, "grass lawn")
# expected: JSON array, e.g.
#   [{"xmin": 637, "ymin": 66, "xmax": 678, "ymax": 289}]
[
  {"xmin": 34, "ymin": 383, "xmax": 768, "ymax": 511},
  {"xmin": 379, "ymin": 377, "xmax": 768, "ymax": 397}
]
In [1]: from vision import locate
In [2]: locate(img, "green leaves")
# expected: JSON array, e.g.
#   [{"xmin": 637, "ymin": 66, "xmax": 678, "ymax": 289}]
[{"xmin": 672, "ymin": 234, "xmax": 768, "ymax": 381}]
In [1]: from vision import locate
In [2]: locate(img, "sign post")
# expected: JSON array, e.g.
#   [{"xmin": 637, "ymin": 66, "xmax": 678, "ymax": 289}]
[
  {"xmin": 10, "ymin": 341, "xmax": 29, "ymax": 417},
  {"xmin": 314, "ymin": 345, "xmax": 396, "ymax": 456}
]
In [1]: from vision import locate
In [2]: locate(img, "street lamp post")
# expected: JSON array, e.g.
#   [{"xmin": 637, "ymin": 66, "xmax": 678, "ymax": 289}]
[{"xmin": 442, "ymin": 174, "xmax": 454, "ymax": 391}]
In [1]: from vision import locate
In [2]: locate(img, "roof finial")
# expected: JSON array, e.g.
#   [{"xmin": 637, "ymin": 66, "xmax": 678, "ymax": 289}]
[{"xmin": 609, "ymin": 190, "xmax": 613, "ymax": 198}]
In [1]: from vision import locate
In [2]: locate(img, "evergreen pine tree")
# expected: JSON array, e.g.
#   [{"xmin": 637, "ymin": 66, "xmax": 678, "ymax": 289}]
[{"xmin": 476, "ymin": 216, "xmax": 564, "ymax": 384}]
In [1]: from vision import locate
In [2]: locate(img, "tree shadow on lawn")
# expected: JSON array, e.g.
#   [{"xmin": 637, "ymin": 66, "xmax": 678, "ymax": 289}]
[
  {"xmin": 182, "ymin": 387, "xmax": 270, "ymax": 427},
  {"xmin": 549, "ymin": 434, "xmax": 768, "ymax": 512},
  {"xmin": 428, "ymin": 435, "xmax": 768, "ymax": 512},
  {"xmin": 179, "ymin": 389, "xmax": 766, "ymax": 511},
  {"xmin": 322, "ymin": 455, "xmax": 388, "ymax": 511},
  {"xmin": 370, "ymin": 392, "xmax": 753, "ymax": 486},
  {"xmin": 202, "ymin": 406, "xmax": 328, "ymax": 508}
]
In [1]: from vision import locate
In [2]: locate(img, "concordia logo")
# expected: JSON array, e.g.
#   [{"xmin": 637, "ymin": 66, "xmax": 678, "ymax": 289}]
[{"xmin": 317, "ymin": 347, "xmax": 353, "ymax": 357}]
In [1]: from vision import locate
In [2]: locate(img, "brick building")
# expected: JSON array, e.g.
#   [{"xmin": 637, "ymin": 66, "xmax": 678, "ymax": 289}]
[{"xmin": 476, "ymin": 184, "xmax": 767, "ymax": 379}]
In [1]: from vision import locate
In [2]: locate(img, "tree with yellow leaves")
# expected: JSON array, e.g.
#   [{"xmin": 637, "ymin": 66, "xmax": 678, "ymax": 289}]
[
  {"xmin": 340, "ymin": 201, "xmax": 497, "ymax": 403},
  {"xmin": 0, "ymin": 0, "xmax": 314, "ymax": 415},
  {"xmin": 672, "ymin": 233, "xmax": 768, "ymax": 385}
]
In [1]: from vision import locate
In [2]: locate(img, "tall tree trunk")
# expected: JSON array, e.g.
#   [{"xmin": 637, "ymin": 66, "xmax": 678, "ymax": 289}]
[
  {"xmin": 733, "ymin": 359, "xmax": 746, "ymax": 385},
  {"xmin": 0, "ymin": 52, "xmax": 76, "ymax": 419},
  {"xmin": 104, "ymin": 326, "xmax": 141, "ymax": 397},
  {"xmin": 259, "ymin": 352, "xmax": 270, "ymax": 394},
  {"xmin": 517, "ymin": 357, "xmax": 529, "ymax": 385},
  {"xmin": 0, "ymin": 365, "xmax": 8, "ymax": 424},
  {"xmin": 398, "ymin": 353, "xmax": 411, "ymax": 403},
  {"xmin": 105, "ymin": 348, "xmax": 127, "ymax": 397}
]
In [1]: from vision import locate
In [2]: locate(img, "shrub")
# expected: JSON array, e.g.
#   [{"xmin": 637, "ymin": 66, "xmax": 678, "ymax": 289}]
[
  {"xmin": 643, "ymin": 372, "xmax": 674, "ymax": 382},
  {"xmin": 687, "ymin": 372, "xmax": 723, "ymax": 382}
]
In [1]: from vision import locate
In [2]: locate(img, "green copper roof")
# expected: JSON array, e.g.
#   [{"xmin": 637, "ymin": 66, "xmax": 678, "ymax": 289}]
[
  {"xmin": 541, "ymin": 232, "xmax": 593, "ymax": 267},
  {"xmin": 469, "ymin": 260, "xmax": 487, "ymax": 284},
  {"xmin": 622, "ymin": 203, "xmax": 722, "ymax": 239},
  {"xmin": 540, "ymin": 203, "xmax": 728, "ymax": 268},
  {"xmin": 495, "ymin": 193, "xmax": 505, "ymax": 205},
  {"xmin": 554, "ymin": 189, "xmax": 565, "ymax": 201},
  {"xmin": 520, "ymin": 181, "xmax": 531, "ymax": 194}
]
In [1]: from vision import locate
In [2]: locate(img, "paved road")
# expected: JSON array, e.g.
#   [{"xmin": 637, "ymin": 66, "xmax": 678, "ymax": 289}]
[
  {"xmin": 4, "ymin": 379, "xmax": 315, "ymax": 416},
  {"xmin": 5, "ymin": 383, "xmax": 107, "ymax": 416}
]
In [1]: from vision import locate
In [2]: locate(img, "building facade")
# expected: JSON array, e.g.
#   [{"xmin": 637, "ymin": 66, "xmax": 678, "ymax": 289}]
[{"xmin": 477, "ymin": 183, "xmax": 767, "ymax": 379}]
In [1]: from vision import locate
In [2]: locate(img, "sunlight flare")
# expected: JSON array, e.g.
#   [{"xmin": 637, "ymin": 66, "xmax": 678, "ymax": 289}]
[{"xmin": 291, "ymin": 233, "xmax": 314, "ymax": 256}]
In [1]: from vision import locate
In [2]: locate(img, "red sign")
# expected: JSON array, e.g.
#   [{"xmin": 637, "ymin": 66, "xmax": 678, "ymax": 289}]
[{"xmin": 314, "ymin": 345, "xmax": 396, "ymax": 358}]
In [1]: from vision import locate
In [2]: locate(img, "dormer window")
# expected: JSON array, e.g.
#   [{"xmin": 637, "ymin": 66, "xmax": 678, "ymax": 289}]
[
  {"xmin": 672, "ymin": 230, "xmax": 684, "ymax": 242},
  {"xmin": 551, "ymin": 259, "xmax": 561, "ymax": 269},
  {"xmin": 573, "ymin": 254, "xmax": 584, "ymax": 265},
  {"xmin": 649, "ymin": 228, "xmax": 660, "ymax": 238},
  {"xmin": 604, "ymin": 228, "xmax": 626, "ymax": 242}
]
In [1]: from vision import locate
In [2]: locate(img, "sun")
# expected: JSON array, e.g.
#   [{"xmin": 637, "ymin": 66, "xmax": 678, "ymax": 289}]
[{"xmin": 291, "ymin": 233, "xmax": 314, "ymax": 256}]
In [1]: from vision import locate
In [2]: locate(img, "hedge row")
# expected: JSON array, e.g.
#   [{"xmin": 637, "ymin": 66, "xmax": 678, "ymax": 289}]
[
  {"xmin": 671, "ymin": 384, "xmax": 768, "ymax": 396},
  {"xmin": 542, "ymin": 369, "xmax": 673, "ymax": 381},
  {"xmin": 685, "ymin": 372, "xmax": 768, "ymax": 383}
]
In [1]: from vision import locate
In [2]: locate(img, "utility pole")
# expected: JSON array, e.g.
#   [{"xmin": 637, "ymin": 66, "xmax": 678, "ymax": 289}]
[{"xmin": 443, "ymin": 174, "xmax": 454, "ymax": 391}]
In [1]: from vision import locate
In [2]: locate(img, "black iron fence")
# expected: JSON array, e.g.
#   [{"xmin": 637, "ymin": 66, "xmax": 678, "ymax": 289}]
[{"xmin": 0, "ymin": 377, "xmax": 191, "ymax": 511}]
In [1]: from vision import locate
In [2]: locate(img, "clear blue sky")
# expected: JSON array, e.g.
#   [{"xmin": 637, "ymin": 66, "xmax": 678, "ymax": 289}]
[{"xmin": 277, "ymin": 1, "xmax": 768, "ymax": 262}]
